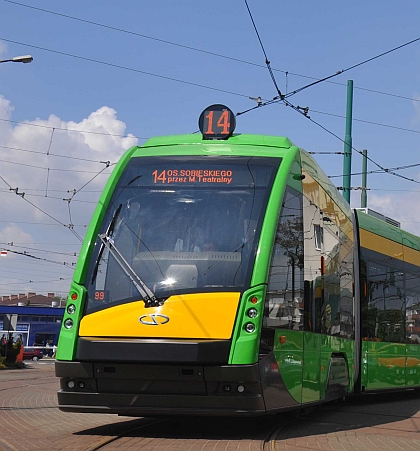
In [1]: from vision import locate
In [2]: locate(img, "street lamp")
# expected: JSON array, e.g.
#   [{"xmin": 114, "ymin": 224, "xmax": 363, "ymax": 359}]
[{"xmin": 0, "ymin": 55, "xmax": 33, "ymax": 64}]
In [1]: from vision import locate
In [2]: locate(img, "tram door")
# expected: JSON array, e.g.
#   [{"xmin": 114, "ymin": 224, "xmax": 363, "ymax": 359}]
[
  {"xmin": 300, "ymin": 191, "xmax": 326, "ymax": 403},
  {"xmin": 265, "ymin": 185, "xmax": 306, "ymax": 404}
]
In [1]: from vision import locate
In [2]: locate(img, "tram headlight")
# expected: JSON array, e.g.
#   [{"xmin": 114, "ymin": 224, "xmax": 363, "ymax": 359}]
[
  {"xmin": 247, "ymin": 308, "xmax": 258, "ymax": 318},
  {"xmin": 64, "ymin": 318, "xmax": 74, "ymax": 329},
  {"xmin": 244, "ymin": 322, "xmax": 255, "ymax": 333},
  {"xmin": 67, "ymin": 380, "xmax": 75, "ymax": 389},
  {"xmin": 66, "ymin": 304, "xmax": 76, "ymax": 315}
]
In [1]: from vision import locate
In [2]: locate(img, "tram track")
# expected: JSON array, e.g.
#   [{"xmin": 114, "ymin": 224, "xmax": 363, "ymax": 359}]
[
  {"xmin": 78, "ymin": 414, "xmax": 290, "ymax": 451},
  {"xmin": 84, "ymin": 417, "xmax": 171, "ymax": 451},
  {"xmin": 261, "ymin": 420, "xmax": 289, "ymax": 450}
]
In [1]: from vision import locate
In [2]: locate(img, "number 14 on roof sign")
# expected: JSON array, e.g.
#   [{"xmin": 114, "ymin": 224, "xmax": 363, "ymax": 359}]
[{"xmin": 198, "ymin": 104, "xmax": 236, "ymax": 140}]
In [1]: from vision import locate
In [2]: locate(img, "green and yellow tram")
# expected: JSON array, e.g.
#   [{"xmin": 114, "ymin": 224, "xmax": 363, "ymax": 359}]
[{"xmin": 55, "ymin": 105, "xmax": 420, "ymax": 416}]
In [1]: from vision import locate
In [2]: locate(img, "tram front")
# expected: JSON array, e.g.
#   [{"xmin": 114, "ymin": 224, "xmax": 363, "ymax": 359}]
[{"xmin": 56, "ymin": 106, "xmax": 298, "ymax": 416}]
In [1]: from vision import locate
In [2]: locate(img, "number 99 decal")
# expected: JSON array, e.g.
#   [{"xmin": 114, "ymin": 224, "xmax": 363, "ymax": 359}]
[{"xmin": 93, "ymin": 290, "xmax": 109, "ymax": 302}]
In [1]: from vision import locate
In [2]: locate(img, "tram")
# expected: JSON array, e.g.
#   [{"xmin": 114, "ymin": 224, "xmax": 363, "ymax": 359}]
[{"xmin": 55, "ymin": 104, "xmax": 420, "ymax": 416}]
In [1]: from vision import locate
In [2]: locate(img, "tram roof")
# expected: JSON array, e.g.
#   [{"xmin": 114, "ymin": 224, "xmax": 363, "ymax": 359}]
[
  {"xmin": 356, "ymin": 209, "xmax": 420, "ymax": 250},
  {"xmin": 140, "ymin": 133, "xmax": 295, "ymax": 150}
]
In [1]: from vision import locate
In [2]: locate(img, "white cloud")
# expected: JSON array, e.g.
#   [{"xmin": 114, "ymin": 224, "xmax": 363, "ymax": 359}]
[
  {"xmin": 0, "ymin": 98, "xmax": 138, "ymax": 225},
  {"xmin": 0, "ymin": 97, "xmax": 138, "ymax": 296},
  {"xmin": 368, "ymin": 191, "xmax": 420, "ymax": 235},
  {"xmin": 67, "ymin": 106, "xmax": 137, "ymax": 154}
]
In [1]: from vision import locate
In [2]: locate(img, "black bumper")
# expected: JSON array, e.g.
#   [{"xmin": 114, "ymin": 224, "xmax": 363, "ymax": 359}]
[{"xmin": 56, "ymin": 360, "xmax": 266, "ymax": 416}]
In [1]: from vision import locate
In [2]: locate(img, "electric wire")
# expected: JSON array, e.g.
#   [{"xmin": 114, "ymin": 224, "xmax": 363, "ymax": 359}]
[
  {"xmin": 0, "ymin": 242, "xmax": 79, "ymax": 256},
  {"xmin": 241, "ymin": 2, "xmax": 420, "ymax": 186},
  {"xmin": 244, "ymin": 0, "xmax": 283, "ymax": 99},
  {"xmin": 0, "ymin": 117, "xmax": 147, "ymax": 139},
  {"xmin": 3, "ymin": 0, "xmax": 420, "ymax": 104},
  {"xmin": 0, "ymin": 38, "xmax": 250, "ymax": 99},
  {"xmin": 0, "ymin": 174, "xmax": 85, "ymax": 241},
  {"xmin": 284, "ymin": 36, "xmax": 420, "ymax": 99},
  {"xmin": 0, "ymin": 247, "xmax": 76, "ymax": 268},
  {"xmin": 0, "ymin": 143, "xmax": 113, "ymax": 164},
  {"xmin": 0, "ymin": 277, "xmax": 72, "ymax": 286},
  {"xmin": 311, "ymin": 109, "xmax": 420, "ymax": 136},
  {"xmin": 3, "ymin": 105, "xmax": 420, "ymax": 141},
  {"xmin": 0, "ymin": 157, "xmax": 113, "ymax": 173}
]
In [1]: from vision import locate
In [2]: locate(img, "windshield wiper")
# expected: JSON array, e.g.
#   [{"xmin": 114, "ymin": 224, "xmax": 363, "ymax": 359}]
[
  {"xmin": 90, "ymin": 204, "xmax": 122, "ymax": 284},
  {"xmin": 98, "ymin": 232, "xmax": 163, "ymax": 308}
]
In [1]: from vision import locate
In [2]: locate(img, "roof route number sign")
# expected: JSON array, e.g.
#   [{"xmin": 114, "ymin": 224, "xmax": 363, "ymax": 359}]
[{"xmin": 198, "ymin": 104, "xmax": 236, "ymax": 140}]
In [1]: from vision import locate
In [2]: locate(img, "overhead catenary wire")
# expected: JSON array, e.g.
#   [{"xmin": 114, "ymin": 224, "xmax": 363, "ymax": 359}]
[
  {"xmin": 0, "ymin": 267, "xmax": 71, "ymax": 278},
  {"xmin": 285, "ymin": 102, "xmax": 420, "ymax": 185},
  {"xmin": 2, "ymin": 2, "xmax": 420, "ymax": 292},
  {"xmin": 2, "ymin": 102, "xmax": 420, "ymax": 145},
  {"xmin": 0, "ymin": 117, "xmax": 148, "ymax": 140},
  {"xmin": 3, "ymin": 0, "xmax": 420, "ymax": 104},
  {"xmin": 241, "ymin": 1, "xmax": 420, "ymax": 187},
  {"xmin": 0, "ymin": 156, "xmax": 114, "ymax": 173},
  {"xmin": 0, "ymin": 174, "xmax": 85, "ymax": 241},
  {"xmin": 0, "ymin": 277, "xmax": 72, "ymax": 286},
  {"xmin": 0, "ymin": 143, "xmax": 115, "ymax": 164},
  {"xmin": 244, "ymin": 0, "xmax": 283, "ymax": 100},
  {"xmin": 283, "ymin": 36, "xmax": 420, "ymax": 99},
  {"xmin": 0, "ymin": 247, "xmax": 76, "ymax": 267},
  {"xmin": 0, "ymin": 219, "xmax": 88, "ymax": 226},
  {"xmin": 0, "ymin": 38, "xmax": 250, "ymax": 99},
  {"xmin": 0, "ymin": 241, "xmax": 79, "ymax": 257}
]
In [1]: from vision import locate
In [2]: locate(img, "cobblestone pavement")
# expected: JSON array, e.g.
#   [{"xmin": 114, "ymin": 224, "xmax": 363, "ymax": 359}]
[{"xmin": 1, "ymin": 361, "xmax": 420, "ymax": 451}]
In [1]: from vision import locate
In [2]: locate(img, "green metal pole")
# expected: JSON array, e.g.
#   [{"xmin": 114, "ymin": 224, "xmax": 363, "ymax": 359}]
[
  {"xmin": 361, "ymin": 149, "xmax": 367, "ymax": 208},
  {"xmin": 342, "ymin": 80, "xmax": 354, "ymax": 203}
]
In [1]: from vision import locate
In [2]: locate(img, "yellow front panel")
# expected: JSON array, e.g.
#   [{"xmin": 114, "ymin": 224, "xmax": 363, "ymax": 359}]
[{"xmin": 79, "ymin": 292, "xmax": 240, "ymax": 339}]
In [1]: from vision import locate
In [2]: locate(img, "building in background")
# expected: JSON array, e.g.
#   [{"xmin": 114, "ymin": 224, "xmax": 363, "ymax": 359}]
[{"xmin": 0, "ymin": 292, "xmax": 65, "ymax": 351}]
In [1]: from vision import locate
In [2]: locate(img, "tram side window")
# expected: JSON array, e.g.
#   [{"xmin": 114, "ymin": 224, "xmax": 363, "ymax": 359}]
[
  {"xmin": 301, "ymin": 196, "xmax": 354, "ymax": 337},
  {"xmin": 265, "ymin": 186, "xmax": 304, "ymax": 330},
  {"xmin": 406, "ymin": 270, "xmax": 420, "ymax": 344},
  {"xmin": 366, "ymin": 259, "xmax": 405, "ymax": 343}
]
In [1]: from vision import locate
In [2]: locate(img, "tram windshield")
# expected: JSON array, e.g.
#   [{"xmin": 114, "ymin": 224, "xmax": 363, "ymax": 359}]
[{"xmin": 85, "ymin": 155, "xmax": 280, "ymax": 312}]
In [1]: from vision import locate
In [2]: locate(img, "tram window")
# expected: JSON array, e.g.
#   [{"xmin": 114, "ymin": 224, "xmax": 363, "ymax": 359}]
[
  {"xmin": 405, "ymin": 271, "xmax": 420, "ymax": 344},
  {"xmin": 85, "ymin": 156, "xmax": 279, "ymax": 312},
  {"xmin": 266, "ymin": 186, "xmax": 304, "ymax": 330},
  {"xmin": 367, "ymin": 259, "xmax": 405, "ymax": 343}
]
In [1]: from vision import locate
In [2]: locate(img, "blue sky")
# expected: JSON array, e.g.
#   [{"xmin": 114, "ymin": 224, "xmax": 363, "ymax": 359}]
[{"xmin": 0, "ymin": 0, "xmax": 420, "ymax": 297}]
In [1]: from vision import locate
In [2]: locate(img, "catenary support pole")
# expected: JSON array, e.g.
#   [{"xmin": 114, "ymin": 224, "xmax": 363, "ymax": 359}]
[
  {"xmin": 361, "ymin": 149, "xmax": 367, "ymax": 208},
  {"xmin": 342, "ymin": 80, "xmax": 354, "ymax": 203}
]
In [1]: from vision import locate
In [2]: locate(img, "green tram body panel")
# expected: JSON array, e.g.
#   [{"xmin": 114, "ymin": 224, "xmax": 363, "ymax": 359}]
[
  {"xmin": 356, "ymin": 209, "xmax": 420, "ymax": 392},
  {"xmin": 56, "ymin": 131, "xmax": 420, "ymax": 416}
]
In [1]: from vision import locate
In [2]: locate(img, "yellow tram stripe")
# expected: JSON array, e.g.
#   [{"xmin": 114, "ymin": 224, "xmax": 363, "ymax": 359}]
[{"xmin": 359, "ymin": 229, "xmax": 420, "ymax": 266}]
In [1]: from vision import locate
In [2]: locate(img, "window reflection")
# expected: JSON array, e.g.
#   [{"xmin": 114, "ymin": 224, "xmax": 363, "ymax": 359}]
[{"xmin": 265, "ymin": 186, "xmax": 304, "ymax": 330}]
